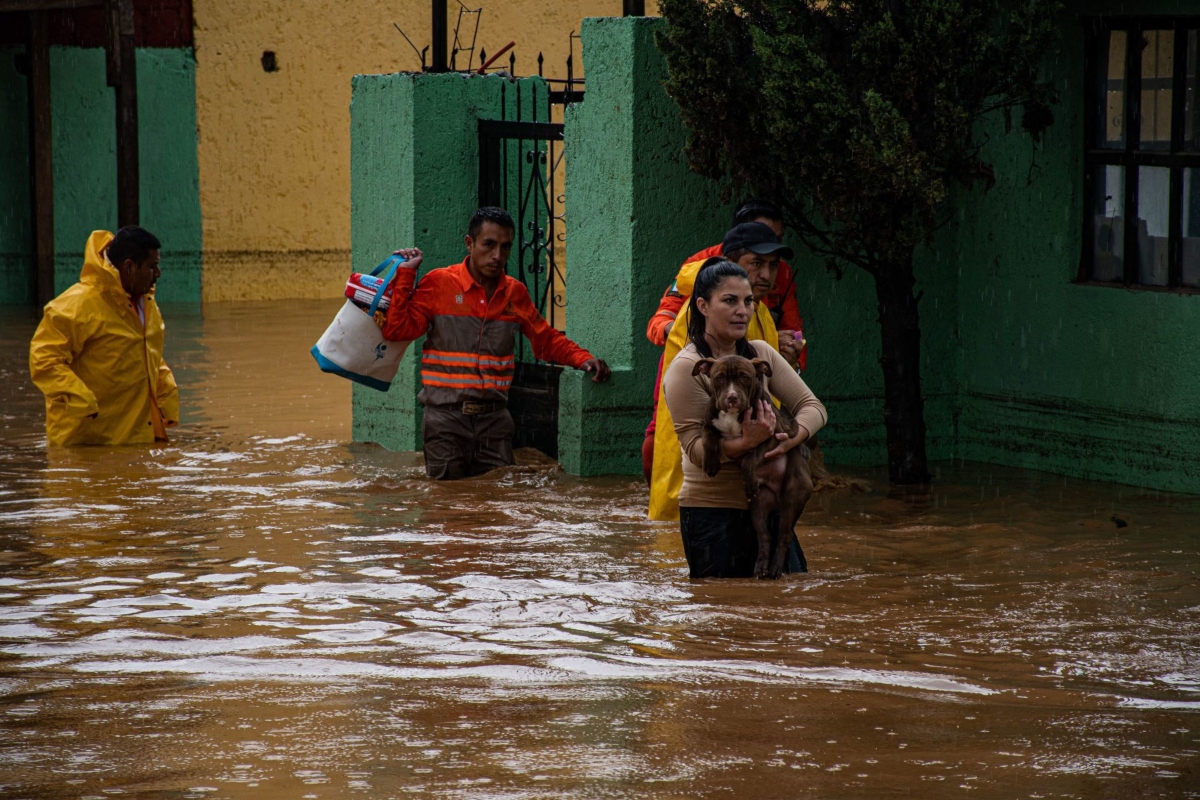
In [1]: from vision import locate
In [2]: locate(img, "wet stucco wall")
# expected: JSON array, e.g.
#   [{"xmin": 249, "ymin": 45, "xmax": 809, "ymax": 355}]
[
  {"xmin": 561, "ymin": 17, "xmax": 730, "ymax": 475},
  {"xmin": 192, "ymin": 0, "xmax": 661, "ymax": 303},
  {"xmin": 953, "ymin": 6, "xmax": 1200, "ymax": 493},
  {"xmin": 0, "ymin": 46, "xmax": 202, "ymax": 304},
  {"xmin": 0, "ymin": 45, "xmax": 32, "ymax": 304},
  {"xmin": 348, "ymin": 72, "xmax": 546, "ymax": 453},
  {"xmin": 795, "ymin": 215, "xmax": 961, "ymax": 469}
]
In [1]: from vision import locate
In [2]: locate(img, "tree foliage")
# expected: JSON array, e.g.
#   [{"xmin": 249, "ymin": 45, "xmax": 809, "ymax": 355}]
[{"xmin": 656, "ymin": 0, "xmax": 1060, "ymax": 273}]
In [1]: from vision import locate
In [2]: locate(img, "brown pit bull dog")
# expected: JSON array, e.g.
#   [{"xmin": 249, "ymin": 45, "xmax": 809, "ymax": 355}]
[{"xmin": 692, "ymin": 354, "xmax": 814, "ymax": 578}]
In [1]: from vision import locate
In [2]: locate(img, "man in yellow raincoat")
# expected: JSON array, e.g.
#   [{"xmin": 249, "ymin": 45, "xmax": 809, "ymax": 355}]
[
  {"xmin": 29, "ymin": 227, "xmax": 179, "ymax": 446},
  {"xmin": 648, "ymin": 223, "xmax": 791, "ymax": 521}
]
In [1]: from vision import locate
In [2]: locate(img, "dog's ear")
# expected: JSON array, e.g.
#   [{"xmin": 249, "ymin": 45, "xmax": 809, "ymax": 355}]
[
  {"xmin": 751, "ymin": 358, "xmax": 773, "ymax": 378},
  {"xmin": 692, "ymin": 358, "xmax": 715, "ymax": 377}
]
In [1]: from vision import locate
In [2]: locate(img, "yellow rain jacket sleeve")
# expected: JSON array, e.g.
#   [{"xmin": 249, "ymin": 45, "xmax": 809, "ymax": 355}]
[
  {"xmin": 29, "ymin": 230, "xmax": 179, "ymax": 446},
  {"xmin": 647, "ymin": 259, "xmax": 779, "ymax": 521}
]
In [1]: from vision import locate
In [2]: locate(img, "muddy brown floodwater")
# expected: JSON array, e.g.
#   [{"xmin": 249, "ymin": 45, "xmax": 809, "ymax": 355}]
[{"xmin": 0, "ymin": 300, "xmax": 1198, "ymax": 799}]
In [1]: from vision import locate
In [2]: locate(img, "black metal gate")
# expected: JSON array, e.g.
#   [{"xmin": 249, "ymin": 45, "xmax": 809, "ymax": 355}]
[{"xmin": 477, "ymin": 82, "xmax": 569, "ymax": 459}]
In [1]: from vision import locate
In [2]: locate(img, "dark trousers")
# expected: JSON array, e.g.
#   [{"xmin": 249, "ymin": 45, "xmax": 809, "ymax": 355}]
[
  {"xmin": 422, "ymin": 406, "xmax": 515, "ymax": 480},
  {"xmin": 678, "ymin": 506, "xmax": 806, "ymax": 578}
]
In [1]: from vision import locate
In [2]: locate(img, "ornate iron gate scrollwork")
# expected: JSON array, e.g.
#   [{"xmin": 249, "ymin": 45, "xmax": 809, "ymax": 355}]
[{"xmin": 478, "ymin": 115, "xmax": 567, "ymax": 458}]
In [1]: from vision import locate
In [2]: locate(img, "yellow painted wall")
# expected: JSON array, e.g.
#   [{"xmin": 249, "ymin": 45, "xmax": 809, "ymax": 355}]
[{"xmin": 193, "ymin": 0, "xmax": 657, "ymax": 302}]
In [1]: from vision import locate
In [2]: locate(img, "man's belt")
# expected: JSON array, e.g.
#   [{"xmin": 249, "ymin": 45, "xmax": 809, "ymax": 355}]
[{"xmin": 435, "ymin": 400, "xmax": 507, "ymax": 416}]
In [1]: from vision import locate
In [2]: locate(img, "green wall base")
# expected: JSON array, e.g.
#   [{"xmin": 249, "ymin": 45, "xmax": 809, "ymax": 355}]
[
  {"xmin": 351, "ymin": 355, "xmax": 423, "ymax": 453},
  {"xmin": 558, "ymin": 369, "xmax": 648, "ymax": 476}
]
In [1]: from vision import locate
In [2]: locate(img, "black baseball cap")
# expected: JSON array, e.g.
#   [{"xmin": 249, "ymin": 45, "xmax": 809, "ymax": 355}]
[{"xmin": 721, "ymin": 222, "xmax": 793, "ymax": 260}]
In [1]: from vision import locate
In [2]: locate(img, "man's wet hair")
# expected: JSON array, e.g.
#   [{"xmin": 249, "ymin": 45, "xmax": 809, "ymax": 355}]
[
  {"xmin": 733, "ymin": 198, "xmax": 784, "ymax": 226},
  {"xmin": 686, "ymin": 257, "xmax": 759, "ymax": 360},
  {"xmin": 468, "ymin": 206, "xmax": 516, "ymax": 238},
  {"xmin": 107, "ymin": 226, "xmax": 161, "ymax": 267}
]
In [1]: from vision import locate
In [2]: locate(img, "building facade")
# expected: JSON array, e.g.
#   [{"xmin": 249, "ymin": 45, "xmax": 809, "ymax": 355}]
[{"xmin": 0, "ymin": 0, "xmax": 655, "ymax": 305}]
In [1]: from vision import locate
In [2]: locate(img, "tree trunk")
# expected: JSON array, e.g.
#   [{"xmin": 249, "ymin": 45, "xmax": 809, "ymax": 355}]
[{"xmin": 873, "ymin": 258, "xmax": 930, "ymax": 484}]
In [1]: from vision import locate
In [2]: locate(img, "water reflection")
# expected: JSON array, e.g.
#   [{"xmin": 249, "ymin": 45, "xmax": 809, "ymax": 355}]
[{"xmin": 0, "ymin": 301, "xmax": 1197, "ymax": 798}]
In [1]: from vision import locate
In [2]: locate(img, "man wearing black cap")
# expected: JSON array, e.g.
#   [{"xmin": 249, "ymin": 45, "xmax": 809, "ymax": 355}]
[
  {"xmin": 646, "ymin": 199, "xmax": 805, "ymax": 368},
  {"xmin": 719, "ymin": 221, "xmax": 795, "ymax": 310}
]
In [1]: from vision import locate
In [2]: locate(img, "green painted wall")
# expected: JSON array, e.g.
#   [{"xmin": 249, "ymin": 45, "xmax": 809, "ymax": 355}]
[
  {"xmin": 348, "ymin": 71, "xmax": 546, "ymax": 452},
  {"xmin": 0, "ymin": 47, "xmax": 201, "ymax": 305},
  {"xmin": 562, "ymin": 17, "xmax": 730, "ymax": 475},
  {"xmin": 951, "ymin": 5, "xmax": 1200, "ymax": 493},
  {"xmin": 132, "ymin": 48, "xmax": 201, "ymax": 301},
  {"xmin": 0, "ymin": 45, "xmax": 33, "ymax": 304},
  {"xmin": 794, "ymin": 224, "xmax": 961, "ymax": 468}
]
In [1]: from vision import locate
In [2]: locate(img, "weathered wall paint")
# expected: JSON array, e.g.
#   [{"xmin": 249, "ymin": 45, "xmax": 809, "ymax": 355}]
[
  {"xmin": 192, "ymin": 0, "xmax": 659, "ymax": 302},
  {"xmin": 0, "ymin": 46, "xmax": 201, "ymax": 304},
  {"xmin": 0, "ymin": 45, "xmax": 32, "ymax": 305},
  {"xmin": 560, "ymin": 17, "xmax": 729, "ymax": 475},
  {"xmin": 348, "ymin": 71, "xmax": 546, "ymax": 452},
  {"xmin": 952, "ymin": 6, "xmax": 1200, "ymax": 493}
]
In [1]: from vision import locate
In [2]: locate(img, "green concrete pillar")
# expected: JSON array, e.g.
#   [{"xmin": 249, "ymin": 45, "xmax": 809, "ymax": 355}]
[
  {"xmin": 558, "ymin": 17, "xmax": 727, "ymax": 475},
  {"xmin": 348, "ymin": 71, "xmax": 544, "ymax": 452}
]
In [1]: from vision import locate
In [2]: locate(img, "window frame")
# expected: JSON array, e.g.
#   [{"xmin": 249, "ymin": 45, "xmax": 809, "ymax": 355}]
[{"xmin": 1080, "ymin": 17, "xmax": 1200, "ymax": 291}]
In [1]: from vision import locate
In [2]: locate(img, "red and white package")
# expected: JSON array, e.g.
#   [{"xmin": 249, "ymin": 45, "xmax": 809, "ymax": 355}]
[{"xmin": 345, "ymin": 272, "xmax": 393, "ymax": 311}]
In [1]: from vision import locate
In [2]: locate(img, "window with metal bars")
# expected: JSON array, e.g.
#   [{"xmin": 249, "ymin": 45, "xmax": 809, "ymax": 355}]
[{"xmin": 1081, "ymin": 19, "xmax": 1200, "ymax": 289}]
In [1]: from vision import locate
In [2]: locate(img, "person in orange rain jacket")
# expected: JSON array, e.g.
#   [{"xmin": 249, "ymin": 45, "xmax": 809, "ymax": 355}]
[
  {"xmin": 29, "ymin": 228, "xmax": 179, "ymax": 446},
  {"xmin": 382, "ymin": 206, "xmax": 610, "ymax": 480}
]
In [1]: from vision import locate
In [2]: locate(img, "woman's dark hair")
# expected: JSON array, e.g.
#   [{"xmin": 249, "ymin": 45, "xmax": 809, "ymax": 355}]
[{"xmin": 686, "ymin": 258, "xmax": 758, "ymax": 360}]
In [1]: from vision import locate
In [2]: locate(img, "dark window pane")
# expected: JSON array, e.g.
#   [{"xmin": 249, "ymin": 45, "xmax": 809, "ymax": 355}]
[
  {"xmin": 1096, "ymin": 30, "xmax": 1127, "ymax": 149},
  {"xmin": 1183, "ymin": 168, "xmax": 1200, "ymax": 287},
  {"xmin": 1140, "ymin": 30, "xmax": 1174, "ymax": 151},
  {"xmin": 1186, "ymin": 30, "xmax": 1200, "ymax": 151},
  {"xmin": 1092, "ymin": 165, "xmax": 1125, "ymax": 281},
  {"xmin": 1137, "ymin": 166, "xmax": 1171, "ymax": 285}
]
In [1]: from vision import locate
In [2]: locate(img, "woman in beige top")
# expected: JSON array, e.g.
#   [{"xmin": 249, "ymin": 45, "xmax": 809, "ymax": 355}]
[{"xmin": 662, "ymin": 259, "xmax": 828, "ymax": 578}]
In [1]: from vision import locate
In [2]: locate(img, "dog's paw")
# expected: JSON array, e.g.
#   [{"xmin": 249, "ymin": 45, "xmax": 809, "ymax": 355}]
[{"xmin": 753, "ymin": 558, "xmax": 770, "ymax": 579}]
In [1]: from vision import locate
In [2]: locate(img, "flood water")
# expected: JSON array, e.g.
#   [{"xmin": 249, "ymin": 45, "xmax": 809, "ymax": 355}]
[{"xmin": 1, "ymin": 300, "xmax": 1198, "ymax": 799}]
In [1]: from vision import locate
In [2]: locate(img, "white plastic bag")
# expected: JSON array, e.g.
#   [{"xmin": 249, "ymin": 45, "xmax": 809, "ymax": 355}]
[{"xmin": 311, "ymin": 255, "xmax": 410, "ymax": 391}]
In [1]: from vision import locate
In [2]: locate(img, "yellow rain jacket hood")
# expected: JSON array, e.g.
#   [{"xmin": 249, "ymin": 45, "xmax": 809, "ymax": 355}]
[
  {"xmin": 648, "ymin": 258, "xmax": 779, "ymax": 521},
  {"xmin": 29, "ymin": 230, "xmax": 179, "ymax": 446}
]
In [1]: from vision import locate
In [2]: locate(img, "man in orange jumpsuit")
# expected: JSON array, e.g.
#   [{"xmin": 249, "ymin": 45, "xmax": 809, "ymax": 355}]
[
  {"xmin": 641, "ymin": 199, "xmax": 806, "ymax": 482},
  {"xmin": 383, "ymin": 207, "xmax": 610, "ymax": 480}
]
